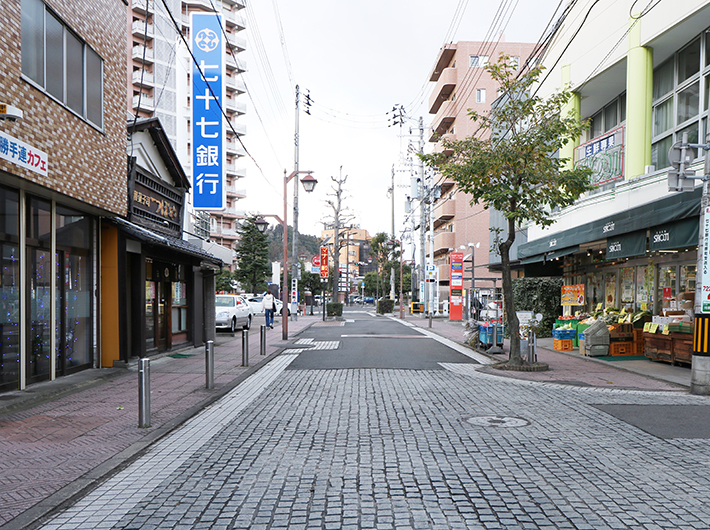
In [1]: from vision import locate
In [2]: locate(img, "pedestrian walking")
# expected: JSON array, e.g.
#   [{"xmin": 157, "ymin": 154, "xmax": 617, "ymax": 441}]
[{"xmin": 263, "ymin": 289, "xmax": 275, "ymax": 329}]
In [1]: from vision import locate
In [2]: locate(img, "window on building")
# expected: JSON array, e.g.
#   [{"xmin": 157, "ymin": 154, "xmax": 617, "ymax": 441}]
[
  {"xmin": 469, "ymin": 55, "xmax": 489, "ymax": 68},
  {"xmin": 511, "ymin": 56, "xmax": 520, "ymax": 69},
  {"xmin": 651, "ymin": 35, "xmax": 705, "ymax": 170},
  {"xmin": 476, "ymin": 89, "xmax": 486, "ymax": 103},
  {"xmin": 21, "ymin": 0, "xmax": 103, "ymax": 128}
]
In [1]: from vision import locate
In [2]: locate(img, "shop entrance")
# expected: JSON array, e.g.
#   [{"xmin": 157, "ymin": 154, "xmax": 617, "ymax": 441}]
[{"xmin": 146, "ymin": 280, "xmax": 172, "ymax": 351}]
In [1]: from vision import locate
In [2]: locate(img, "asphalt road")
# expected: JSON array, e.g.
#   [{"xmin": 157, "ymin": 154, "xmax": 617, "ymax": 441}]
[{"xmin": 35, "ymin": 309, "xmax": 710, "ymax": 530}]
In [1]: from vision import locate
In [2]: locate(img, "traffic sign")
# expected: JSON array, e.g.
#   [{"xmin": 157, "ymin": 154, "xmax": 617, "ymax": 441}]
[{"xmin": 311, "ymin": 255, "xmax": 320, "ymax": 267}]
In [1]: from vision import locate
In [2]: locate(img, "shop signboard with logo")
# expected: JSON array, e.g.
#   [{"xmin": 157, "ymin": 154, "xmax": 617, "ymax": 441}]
[
  {"xmin": 191, "ymin": 13, "xmax": 225, "ymax": 210},
  {"xmin": 574, "ymin": 126, "xmax": 624, "ymax": 187},
  {"xmin": 449, "ymin": 252, "xmax": 464, "ymax": 321}
]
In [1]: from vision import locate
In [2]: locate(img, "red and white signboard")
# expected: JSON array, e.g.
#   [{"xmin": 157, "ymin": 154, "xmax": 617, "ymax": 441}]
[
  {"xmin": 320, "ymin": 246, "xmax": 329, "ymax": 278},
  {"xmin": 449, "ymin": 252, "xmax": 464, "ymax": 321}
]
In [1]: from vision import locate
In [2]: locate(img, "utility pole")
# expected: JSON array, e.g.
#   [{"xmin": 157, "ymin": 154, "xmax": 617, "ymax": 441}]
[
  {"xmin": 418, "ymin": 116, "xmax": 426, "ymax": 312},
  {"xmin": 291, "ymin": 85, "xmax": 301, "ymax": 320}
]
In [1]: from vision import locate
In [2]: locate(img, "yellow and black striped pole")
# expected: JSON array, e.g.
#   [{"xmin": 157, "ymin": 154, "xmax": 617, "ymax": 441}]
[{"xmin": 694, "ymin": 314, "xmax": 710, "ymax": 355}]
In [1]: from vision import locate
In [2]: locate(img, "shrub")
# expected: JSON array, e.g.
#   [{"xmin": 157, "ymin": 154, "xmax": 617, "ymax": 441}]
[
  {"xmin": 377, "ymin": 298, "xmax": 394, "ymax": 314},
  {"xmin": 511, "ymin": 277, "xmax": 563, "ymax": 337},
  {"xmin": 326, "ymin": 302, "xmax": 343, "ymax": 317}
]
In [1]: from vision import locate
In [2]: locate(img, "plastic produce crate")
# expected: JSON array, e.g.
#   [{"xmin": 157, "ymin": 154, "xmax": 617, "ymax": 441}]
[{"xmin": 553, "ymin": 338, "xmax": 574, "ymax": 351}]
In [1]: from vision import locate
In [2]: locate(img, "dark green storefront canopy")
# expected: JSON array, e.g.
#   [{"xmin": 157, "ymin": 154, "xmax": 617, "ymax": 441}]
[
  {"xmin": 649, "ymin": 217, "xmax": 699, "ymax": 251},
  {"xmin": 606, "ymin": 231, "xmax": 646, "ymax": 260},
  {"xmin": 517, "ymin": 187, "xmax": 701, "ymax": 260}
]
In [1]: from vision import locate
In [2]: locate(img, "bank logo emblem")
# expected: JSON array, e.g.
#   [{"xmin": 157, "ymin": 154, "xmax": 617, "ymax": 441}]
[{"xmin": 195, "ymin": 28, "xmax": 219, "ymax": 52}]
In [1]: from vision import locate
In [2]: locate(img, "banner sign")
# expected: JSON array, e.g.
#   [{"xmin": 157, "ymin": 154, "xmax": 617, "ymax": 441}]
[
  {"xmin": 0, "ymin": 130, "xmax": 48, "ymax": 177},
  {"xmin": 191, "ymin": 13, "xmax": 225, "ymax": 210},
  {"xmin": 561, "ymin": 284, "xmax": 585, "ymax": 306},
  {"xmin": 703, "ymin": 206, "xmax": 710, "ymax": 313},
  {"xmin": 449, "ymin": 252, "xmax": 464, "ymax": 321},
  {"xmin": 320, "ymin": 246, "xmax": 329, "ymax": 278}
]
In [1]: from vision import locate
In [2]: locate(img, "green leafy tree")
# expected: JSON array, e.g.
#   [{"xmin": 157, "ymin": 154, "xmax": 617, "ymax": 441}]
[
  {"xmin": 363, "ymin": 271, "xmax": 378, "ymax": 296},
  {"xmin": 422, "ymin": 56, "xmax": 593, "ymax": 366},
  {"xmin": 300, "ymin": 264, "xmax": 324, "ymax": 303},
  {"xmin": 215, "ymin": 269, "xmax": 235, "ymax": 292},
  {"xmin": 234, "ymin": 216, "xmax": 270, "ymax": 294}
]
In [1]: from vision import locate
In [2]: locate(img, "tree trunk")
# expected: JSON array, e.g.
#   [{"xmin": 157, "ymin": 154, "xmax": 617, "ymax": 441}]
[{"xmin": 501, "ymin": 215, "xmax": 522, "ymax": 364}]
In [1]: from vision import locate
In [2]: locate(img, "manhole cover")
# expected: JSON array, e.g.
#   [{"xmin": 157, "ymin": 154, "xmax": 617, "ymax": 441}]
[{"xmin": 466, "ymin": 415, "xmax": 530, "ymax": 428}]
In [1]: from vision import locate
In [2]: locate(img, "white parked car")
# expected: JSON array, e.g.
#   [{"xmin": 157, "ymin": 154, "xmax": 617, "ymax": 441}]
[
  {"xmin": 245, "ymin": 294, "xmax": 291, "ymax": 316},
  {"xmin": 215, "ymin": 294, "xmax": 253, "ymax": 332}
]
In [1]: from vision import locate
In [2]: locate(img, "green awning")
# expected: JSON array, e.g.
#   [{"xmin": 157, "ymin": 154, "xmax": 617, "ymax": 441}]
[
  {"xmin": 517, "ymin": 187, "xmax": 702, "ymax": 260},
  {"xmin": 606, "ymin": 230, "xmax": 646, "ymax": 260},
  {"xmin": 520, "ymin": 254, "xmax": 545, "ymax": 265},
  {"xmin": 547, "ymin": 246, "xmax": 579, "ymax": 260},
  {"xmin": 650, "ymin": 217, "xmax": 698, "ymax": 251}
]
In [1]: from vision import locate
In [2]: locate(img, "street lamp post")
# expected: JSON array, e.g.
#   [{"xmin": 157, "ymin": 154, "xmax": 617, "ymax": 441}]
[{"xmin": 255, "ymin": 170, "xmax": 316, "ymax": 341}]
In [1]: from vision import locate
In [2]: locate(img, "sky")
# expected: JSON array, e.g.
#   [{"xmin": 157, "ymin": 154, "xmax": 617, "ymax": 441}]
[{"xmin": 239, "ymin": 0, "xmax": 562, "ymax": 242}]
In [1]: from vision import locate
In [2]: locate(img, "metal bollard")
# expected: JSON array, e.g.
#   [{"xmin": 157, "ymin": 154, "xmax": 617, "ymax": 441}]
[
  {"xmin": 242, "ymin": 329, "xmax": 249, "ymax": 366},
  {"xmin": 138, "ymin": 358, "xmax": 151, "ymax": 428},
  {"xmin": 260, "ymin": 325, "xmax": 266, "ymax": 355},
  {"xmin": 205, "ymin": 340, "xmax": 214, "ymax": 389}
]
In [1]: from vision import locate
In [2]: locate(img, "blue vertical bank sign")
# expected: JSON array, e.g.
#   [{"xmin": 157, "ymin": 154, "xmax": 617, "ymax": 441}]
[{"xmin": 191, "ymin": 13, "xmax": 225, "ymax": 210}]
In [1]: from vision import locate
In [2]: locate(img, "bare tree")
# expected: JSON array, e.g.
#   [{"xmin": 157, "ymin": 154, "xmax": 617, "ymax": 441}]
[{"xmin": 324, "ymin": 167, "xmax": 355, "ymax": 303}]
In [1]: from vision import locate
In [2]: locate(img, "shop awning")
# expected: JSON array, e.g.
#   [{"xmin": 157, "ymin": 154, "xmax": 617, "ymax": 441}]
[
  {"xmin": 520, "ymin": 245, "xmax": 579, "ymax": 265},
  {"xmin": 547, "ymin": 246, "xmax": 579, "ymax": 260},
  {"xmin": 517, "ymin": 187, "xmax": 702, "ymax": 259},
  {"xmin": 108, "ymin": 217, "xmax": 223, "ymax": 267},
  {"xmin": 649, "ymin": 217, "xmax": 698, "ymax": 251},
  {"xmin": 606, "ymin": 230, "xmax": 646, "ymax": 260},
  {"xmin": 520, "ymin": 254, "xmax": 545, "ymax": 265}
]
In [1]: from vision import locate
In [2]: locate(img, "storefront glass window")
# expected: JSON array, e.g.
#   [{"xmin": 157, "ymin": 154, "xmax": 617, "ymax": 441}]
[
  {"xmin": 587, "ymin": 272, "xmax": 603, "ymax": 312},
  {"xmin": 657, "ymin": 265, "xmax": 677, "ymax": 313},
  {"xmin": 56, "ymin": 207, "xmax": 92, "ymax": 374},
  {"xmin": 605, "ymin": 272, "xmax": 617, "ymax": 308},
  {"xmin": 172, "ymin": 281, "xmax": 188, "ymax": 341},
  {"xmin": 0, "ymin": 188, "xmax": 20, "ymax": 390},
  {"xmin": 636, "ymin": 265, "xmax": 653, "ymax": 311},
  {"xmin": 146, "ymin": 281, "xmax": 155, "ymax": 349},
  {"xmin": 680, "ymin": 265, "xmax": 697, "ymax": 293},
  {"xmin": 620, "ymin": 267, "xmax": 634, "ymax": 308}
]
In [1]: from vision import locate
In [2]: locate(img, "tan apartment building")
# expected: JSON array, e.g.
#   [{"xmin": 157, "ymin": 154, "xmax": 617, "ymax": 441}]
[
  {"xmin": 127, "ymin": 0, "xmax": 246, "ymax": 268},
  {"xmin": 428, "ymin": 40, "xmax": 536, "ymax": 306},
  {"xmin": 320, "ymin": 227, "xmax": 373, "ymax": 299}
]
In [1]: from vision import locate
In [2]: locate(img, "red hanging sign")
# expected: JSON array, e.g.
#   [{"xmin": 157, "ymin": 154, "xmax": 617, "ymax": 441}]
[{"xmin": 449, "ymin": 252, "xmax": 464, "ymax": 321}]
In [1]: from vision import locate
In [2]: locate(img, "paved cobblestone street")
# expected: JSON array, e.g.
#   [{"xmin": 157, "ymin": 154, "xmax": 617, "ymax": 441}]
[{"xmin": 35, "ymin": 313, "xmax": 710, "ymax": 530}]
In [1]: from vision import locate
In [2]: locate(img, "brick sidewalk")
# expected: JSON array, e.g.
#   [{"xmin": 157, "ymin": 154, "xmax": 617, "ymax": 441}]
[
  {"xmin": 402, "ymin": 315, "xmax": 689, "ymax": 392},
  {"xmin": 0, "ymin": 315, "xmax": 317, "ymax": 529}
]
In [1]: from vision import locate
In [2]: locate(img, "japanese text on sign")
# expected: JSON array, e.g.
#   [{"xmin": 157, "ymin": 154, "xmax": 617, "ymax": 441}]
[
  {"xmin": 191, "ymin": 13, "xmax": 225, "ymax": 210},
  {"xmin": 561, "ymin": 284, "xmax": 585, "ymax": 306},
  {"xmin": 0, "ymin": 130, "xmax": 48, "ymax": 177}
]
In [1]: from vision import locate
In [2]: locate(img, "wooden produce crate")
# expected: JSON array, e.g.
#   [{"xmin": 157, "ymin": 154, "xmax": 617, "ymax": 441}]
[
  {"xmin": 609, "ymin": 322, "xmax": 634, "ymax": 341},
  {"xmin": 632, "ymin": 328, "xmax": 644, "ymax": 355},
  {"xmin": 609, "ymin": 341, "xmax": 634, "ymax": 356},
  {"xmin": 671, "ymin": 332, "xmax": 693, "ymax": 365},
  {"xmin": 643, "ymin": 332, "xmax": 673, "ymax": 363},
  {"xmin": 553, "ymin": 338, "xmax": 574, "ymax": 351}
]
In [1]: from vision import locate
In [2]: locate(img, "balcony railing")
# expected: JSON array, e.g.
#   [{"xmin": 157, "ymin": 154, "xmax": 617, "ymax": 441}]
[
  {"xmin": 132, "ymin": 19, "xmax": 154, "ymax": 39},
  {"xmin": 132, "ymin": 70, "xmax": 154, "ymax": 89},
  {"xmin": 132, "ymin": 45, "xmax": 154, "ymax": 64}
]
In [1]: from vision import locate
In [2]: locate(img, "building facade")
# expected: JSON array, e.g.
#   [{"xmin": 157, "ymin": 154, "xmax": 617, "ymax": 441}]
[
  {"xmin": 1, "ymin": 0, "xmax": 126, "ymax": 391},
  {"xmin": 128, "ymin": 0, "xmax": 247, "ymax": 267},
  {"xmin": 516, "ymin": 1, "xmax": 710, "ymax": 320},
  {"xmin": 428, "ymin": 40, "xmax": 536, "ymax": 309}
]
